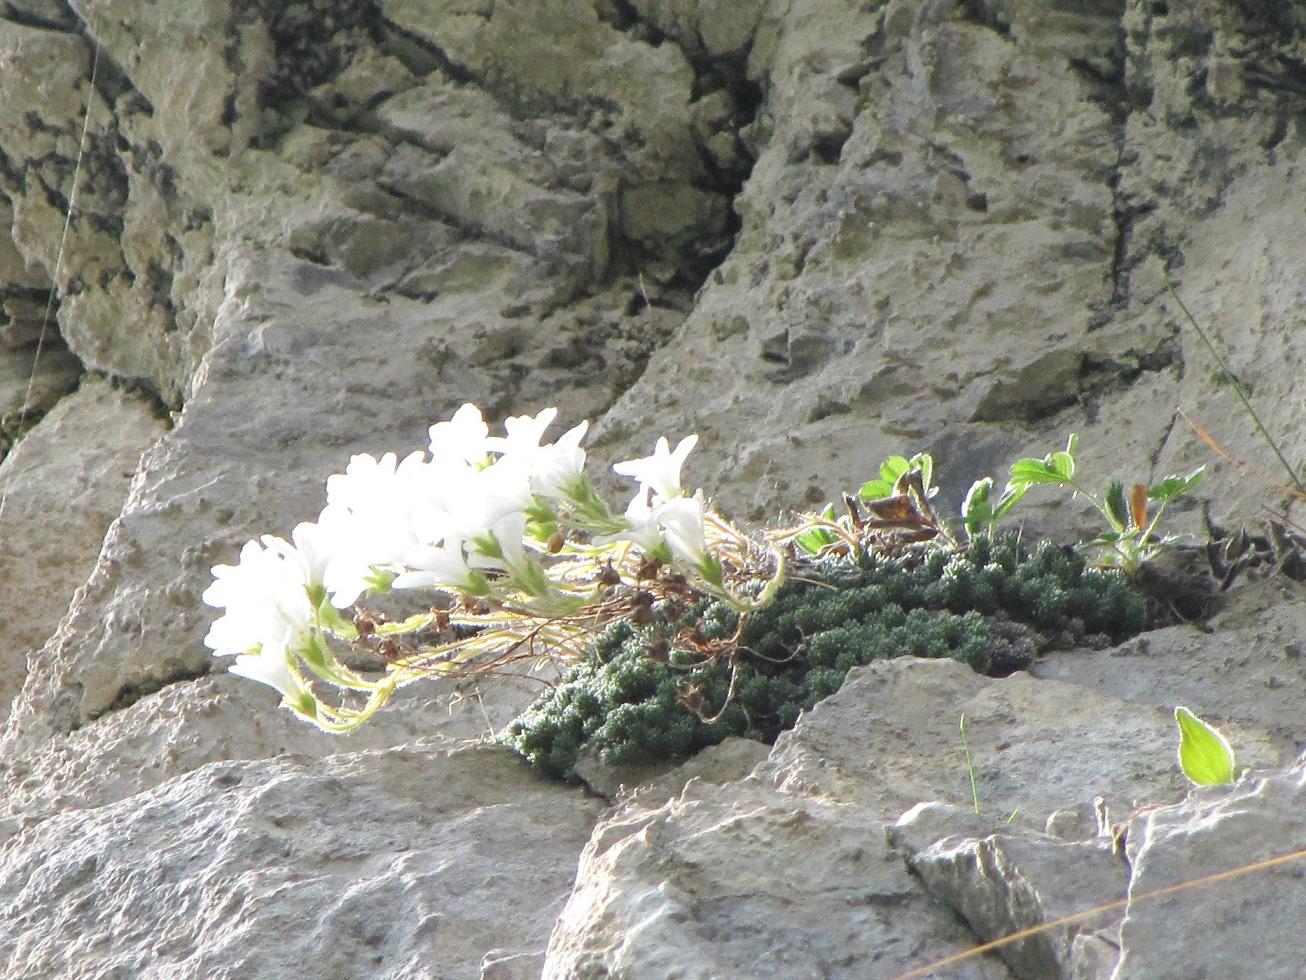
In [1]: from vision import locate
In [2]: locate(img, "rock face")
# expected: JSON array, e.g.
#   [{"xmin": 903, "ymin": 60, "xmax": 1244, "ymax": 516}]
[{"xmin": 0, "ymin": 0, "xmax": 1305, "ymax": 977}]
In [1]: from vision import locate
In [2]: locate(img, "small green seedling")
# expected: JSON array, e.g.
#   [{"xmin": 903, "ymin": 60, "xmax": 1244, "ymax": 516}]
[
  {"xmin": 960, "ymin": 476, "xmax": 1027, "ymax": 541},
  {"xmin": 859, "ymin": 452, "xmax": 936, "ymax": 504},
  {"xmin": 1174, "ymin": 706, "xmax": 1238, "ymax": 786},
  {"xmin": 794, "ymin": 453, "xmax": 942, "ymax": 556},
  {"xmin": 994, "ymin": 434, "xmax": 1203, "ymax": 575}
]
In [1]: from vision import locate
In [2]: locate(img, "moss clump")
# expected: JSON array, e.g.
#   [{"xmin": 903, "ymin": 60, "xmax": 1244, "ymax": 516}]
[{"xmin": 501, "ymin": 534, "xmax": 1147, "ymax": 779}]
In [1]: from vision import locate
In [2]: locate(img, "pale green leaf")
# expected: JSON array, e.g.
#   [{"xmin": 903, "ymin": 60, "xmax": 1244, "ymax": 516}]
[
  {"xmin": 1175, "ymin": 706, "xmax": 1237, "ymax": 786},
  {"xmin": 859, "ymin": 479, "xmax": 894, "ymax": 502}
]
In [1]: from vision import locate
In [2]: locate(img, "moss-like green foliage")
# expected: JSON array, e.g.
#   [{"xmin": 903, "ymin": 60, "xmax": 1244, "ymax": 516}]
[{"xmin": 501, "ymin": 534, "xmax": 1147, "ymax": 779}]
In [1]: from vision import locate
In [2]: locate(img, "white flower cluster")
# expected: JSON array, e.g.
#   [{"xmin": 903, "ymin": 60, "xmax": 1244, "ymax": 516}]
[{"xmin": 202, "ymin": 404, "xmax": 736, "ymax": 727}]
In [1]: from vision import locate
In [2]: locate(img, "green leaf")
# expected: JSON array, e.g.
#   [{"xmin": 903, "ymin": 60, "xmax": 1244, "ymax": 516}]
[
  {"xmin": 1149, "ymin": 467, "xmax": 1205, "ymax": 502},
  {"xmin": 1008, "ymin": 458, "xmax": 1071, "ymax": 488},
  {"xmin": 1175, "ymin": 706, "xmax": 1237, "ymax": 786},
  {"xmin": 1105, "ymin": 480, "xmax": 1128, "ymax": 529},
  {"xmin": 796, "ymin": 528, "xmax": 838, "ymax": 554},
  {"xmin": 880, "ymin": 456, "xmax": 911, "ymax": 484},
  {"xmin": 858, "ymin": 479, "xmax": 895, "ymax": 502},
  {"xmin": 1047, "ymin": 450, "xmax": 1075, "ymax": 481},
  {"xmin": 991, "ymin": 485, "xmax": 1028, "ymax": 520},
  {"xmin": 962, "ymin": 478, "xmax": 993, "ymax": 525}
]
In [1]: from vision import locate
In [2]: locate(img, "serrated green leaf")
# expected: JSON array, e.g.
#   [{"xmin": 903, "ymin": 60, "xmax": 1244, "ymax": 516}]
[
  {"xmin": 859, "ymin": 479, "xmax": 894, "ymax": 502},
  {"xmin": 1008, "ymin": 459, "xmax": 1071, "ymax": 487},
  {"xmin": 1149, "ymin": 467, "xmax": 1205, "ymax": 501},
  {"xmin": 1047, "ymin": 449, "xmax": 1075, "ymax": 481},
  {"xmin": 819, "ymin": 503, "xmax": 837, "ymax": 520},
  {"xmin": 1175, "ymin": 706, "xmax": 1237, "ymax": 786},
  {"xmin": 1105, "ymin": 480, "xmax": 1128, "ymax": 529}
]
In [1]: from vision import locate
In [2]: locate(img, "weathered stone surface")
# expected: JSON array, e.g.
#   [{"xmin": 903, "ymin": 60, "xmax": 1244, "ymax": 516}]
[
  {"xmin": 0, "ymin": 0, "xmax": 1304, "ymax": 976},
  {"xmin": 1115, "ymin": 763, "xmax": 1306, "ymax": 978},
  {"xmin": 889, "ymin": 802, "xmax": 1127, "ymax": 979},
  {"xmin": 1033, "ymin": 577, "xmax": 1306, "ymax": 747},
  {"xmin": 545, "ymin": 774, "xmax": 1011, "ymax": 980},
  {"xmin": 543, "ymin": 653, "xmax": 1295, "ymax": 978},
  {"xmin": 0, "ymin": 378, "xmax": 164, "ymax": 723},
  {"xmin": 0, "ymin": 667, "xmax": 550, "ymax": 838},
  {"xmin": 0, "ymin": 742, "xmax": 604, "ymax": 979},
  {"xmin": 756, "ymin": 656, "xmax": 1278, "ymax": 827}
]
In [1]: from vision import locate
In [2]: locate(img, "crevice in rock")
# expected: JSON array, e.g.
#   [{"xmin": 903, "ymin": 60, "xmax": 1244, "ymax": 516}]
[
  {"xmin": 956, "ymin": 0, "xmax": 1013, "ymax": 39},
  {"xmin": 1085, "ymin": 5, "xmax": 1136, "ymax": 329},
  {"xmin": 91, "ymin": 663, "xmax": 211, "ymax": 722},
  {"xmin": 595, "ymin": 0, "xmax": 668, "ymax": 47},
  {"xmin": 373, "ymin": 12, "xmax": 477, "ymax": 86},
  {"xmin": 0, "ymin": 2, "xmax": 76, "ymax": 33},
  {"xmin": 369, "ymin": 180, "xmax": 565, "ymax": 273},
  {"xmin": 1076, "ymin": 334, "xmax": 1181, "ymax": 423}
]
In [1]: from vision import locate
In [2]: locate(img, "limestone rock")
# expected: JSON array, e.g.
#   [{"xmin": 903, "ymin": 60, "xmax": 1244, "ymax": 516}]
[
  {"xmin": 0, "ymin": 742, "xmax": 603, "ymax": 979},
  {"xmin": 889, "ymin": 802, "xmax": 1127, "ymax": 979},
  {"xmin": 0, "ymin": 0, "xmax": 1305, "ymax": 975},
  {"xmin": 1115, "ymin": 763, "xmax": 1306, "ymax": 978},
  {"xmin": 0, "ymin": 379, "xmax": 163, "ymax": 722},
  {"xmin": 757, "ymin": 657, "xmax": 1205, "ymax": 827},
  {"xmin": 1032, "ymin": 577, "xmax": 1306, "ymax": 749},
  {"xmin": 544, "ymin": 774, "xmax": 1010, "ymax": 980}
]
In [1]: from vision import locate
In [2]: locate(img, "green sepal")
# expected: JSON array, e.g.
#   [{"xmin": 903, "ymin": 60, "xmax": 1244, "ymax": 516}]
[
  {"xmin": 364, "ymin": 567, "xmax": 397, "ymax": 594},
  {"xmin": 315, "ymin": 598, "xmax": 358, "ymax": 639},
  {"xmin": 525, "ymin": 498, "xmax": 558, "ymax": 525},
  {"xmin": 526, "ymin": 519, "xmax": 559, "ymax": 544}
]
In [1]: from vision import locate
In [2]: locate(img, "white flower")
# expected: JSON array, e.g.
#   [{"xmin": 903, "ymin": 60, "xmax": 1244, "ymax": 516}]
[
  {"xmin": 319, "ymin": 451, "xmax": 433, "ymax": 603},
  {"xmin": 229, "ymin": 648, "xmax": 305, "ymax": 702},
  {"xmin": 655, "ymin": 492, "xmax": 711, "ymax": 570},
  {"xmin": 438, "ymin": 460, "xmax": 533, "ymax": 539},
  {"xmin": 394, "ymin": 537, "xmax": 486, "ymax": 594},
  {"xmin": 612, "ymin": 434, "xmax": 698, "ymax": 503},
  {"xmin": 265, "ymin": 520, "xmax": 334, "ymax": 594},
  {"xmin": 468, "ymin": 510, "xmax": 532, "ymax": 578},
  {"xmin": 529, "ymin": 420, "xmax": 589, "ymax": 500},
  {"xmin": 483, "ymin": 407, "xmax": 558, "ymax": 461},
  {"xmin": 428, "ymin": 403, "xmax": 491, "ymax": 467},
  {"xmin": 593, "ymin": 487, "xmax": 666, "ymax": 554},
  {"xmin": 327, "ymin": 451, "xmax": 403, "ymax": 512},
  {"xmin": 203, "ymin": 537, "xmax": 316, "ymax": 657}
]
